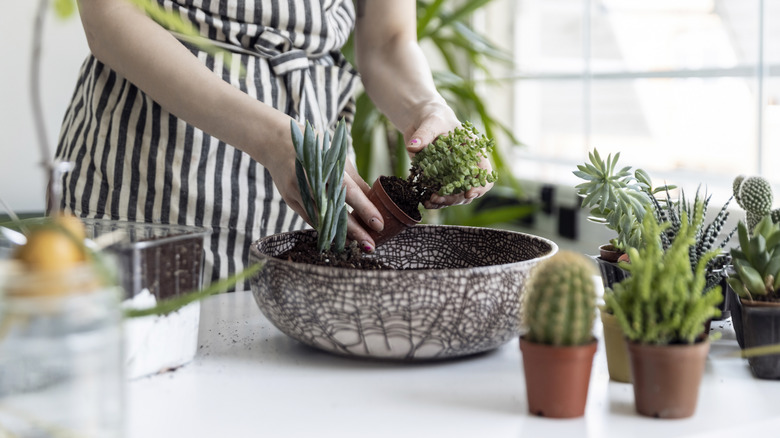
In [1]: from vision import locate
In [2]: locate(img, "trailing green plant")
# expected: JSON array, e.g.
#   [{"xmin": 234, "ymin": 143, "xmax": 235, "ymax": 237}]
[
  {"xmin": 408, "ymin": 121, "xmax": 497, "ymax": 203},
  {"xmin": 604, "ymin": 207, "xmax": 723, "ymax": 345},
  {"xmin": 290, "ymin": 120, "xmax": 349, "ymax": 254},
  {"xmin": 522, "ymin": 251, "xmax": 598, "ymax": 346},
  {"xmin": 573, "ymin": 149, "xmax": 673, "ymax": 251},
  {"xmin": 733, "ymin": 175, "xmax": 780, "ymax": 233},
  {"xmin": 726, "ymin": 215, "xmax": 780, "ymax": 302},
  {"xmin": 651, "ymin": 187, "xmax": 736, "ymax": 292}
]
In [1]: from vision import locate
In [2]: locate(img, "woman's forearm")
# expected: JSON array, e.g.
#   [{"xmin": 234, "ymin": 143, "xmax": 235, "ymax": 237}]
[
  {"xmin": 353, "ymin": 0, "xmax": 453, "ymax": 140},
  {"xmin": 77, "ymin": 0, "xmax": 291, "ymax": 168}
]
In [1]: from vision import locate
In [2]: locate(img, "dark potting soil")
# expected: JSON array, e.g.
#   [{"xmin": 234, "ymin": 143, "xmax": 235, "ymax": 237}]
[
  {"xmin": 379, "ymin": 175, "xmax": 424, "ymax": 221},
  {"xmin": 277, "ymin": 240, "xmax": 392, "ymax": 270}
]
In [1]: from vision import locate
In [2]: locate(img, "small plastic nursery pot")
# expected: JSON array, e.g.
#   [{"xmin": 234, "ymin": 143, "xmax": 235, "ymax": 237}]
[
  {"xmin": 627, "ymin": 339, "xmax": 710, "ymax": 419},
  {"xmin": 593, "ymin": 256, "xmax": 629, "ymax": 291},
  {"xmin": 740, "ymin": 300, "xmax": 780, "ymax": 379},
  {"xmin": 598, "ymin": 244, "xmax": 623, "ymax": 263},
  {"xmin": 352, "ymin": 177, "xmax": 420, "ymax": 247},
  {"xmin": 519, "ymin": 337, "xmax": 597, "ymax": 418},
  {"xmin": 600, "ymin": 309, "xmax": 631, "ymax": 383}
]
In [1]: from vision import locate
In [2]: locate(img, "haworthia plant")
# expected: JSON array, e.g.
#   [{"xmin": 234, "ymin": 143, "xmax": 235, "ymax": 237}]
[{"xmin": 290, "ymin": 120, "xmax": 349, "ymax": 253}]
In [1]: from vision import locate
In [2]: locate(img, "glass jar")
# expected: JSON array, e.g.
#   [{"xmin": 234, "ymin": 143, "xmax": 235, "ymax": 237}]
[{"xmin": 0, "ymin": 262, "xmax": 124, "ymax": 437}]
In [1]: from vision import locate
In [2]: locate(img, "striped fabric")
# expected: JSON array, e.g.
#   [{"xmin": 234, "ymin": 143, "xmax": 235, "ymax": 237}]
[{"xmin": 55, "ymin": 0, "xmax": 359, "ymax": 291}]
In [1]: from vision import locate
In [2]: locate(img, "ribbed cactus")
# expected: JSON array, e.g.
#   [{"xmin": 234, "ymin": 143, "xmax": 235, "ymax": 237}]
[
  {"xmin": 733, "ymin": 175, "xmax": 780, "ymax": 232},
  {"xmin": 522, "ymin": 251, "xmax": 598, "ymax": 346}
]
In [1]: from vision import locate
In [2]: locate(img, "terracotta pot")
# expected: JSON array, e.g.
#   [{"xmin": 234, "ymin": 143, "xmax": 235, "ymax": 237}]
[
  {"xmin": 598, "ymin": 244, "xmax": 624, "ymax": 263},
  {"xmin": 519, "ymin": 337, "xmax": 597, "ymax": 418},
  {"xmin": 600, "ymin": 310, "xmax": 631, "ymax": 383},
  {"xmin": 351, "ymin": 177, "xmax": 420, "ymax": 247},
  {"xmin": 740, "ymin": 300, "xmax": 780, "ymax": 379},
  {"xmin": 627, "ymin": 339, "xmax": 709, "ymax": 419}
]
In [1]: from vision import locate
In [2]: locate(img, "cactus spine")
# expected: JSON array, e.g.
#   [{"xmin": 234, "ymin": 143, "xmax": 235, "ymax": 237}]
[
  {"xmin": 522, "ymin": 251, "xmax": 598, "ymax": 346},
  {"xmin": 733, "ymin": 175, "xmax": 780, "ymax": 232}
]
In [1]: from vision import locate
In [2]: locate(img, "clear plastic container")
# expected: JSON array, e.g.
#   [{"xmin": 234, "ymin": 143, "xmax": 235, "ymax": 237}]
[
  {"xmin": 81, "ymin": 219, "xmax": 209, "ymax": 300},
  {"xmin": 0, "ymin": 263, "xmax": 124, "ymax": 437}
]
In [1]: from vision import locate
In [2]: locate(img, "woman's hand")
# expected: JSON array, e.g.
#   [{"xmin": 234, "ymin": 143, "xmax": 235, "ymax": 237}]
[
  {"xmin": 344, "ymin": 161, "xmax": 384, "ymax": 252},
  {"xmin": 403, "ymin": 102, "xmax": 495, "ymax": 209},
  {"xmin": 266, "ymin": 126, "xmax": 384, "ymax": 252}
]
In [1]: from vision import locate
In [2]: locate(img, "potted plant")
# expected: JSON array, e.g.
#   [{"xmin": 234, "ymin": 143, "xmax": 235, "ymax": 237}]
[
  {"xmin": 574, "ymin": 151, "xmax": 734, "ymax": 382},
  {"xmin": 352, "ymin": 122, "xmax": 497, "ymax": 247},
  {"xmin": 519, "ymin": 250, "xmax": 598, "ymax": 418},
  {"xmin": 573, "ymin": 149, "xmax": 669, "ymax": 383},
  {"xmin": 246, "ymin": 121, "xmax": 557, "ymax": 361},
  {"xmin": 604, "ymin": 206, "xmax": 722, "ymax": 419},
  {"xmin": 725, "ymin": 215, "xmax": 780, "ymax": 379},
  {"xmin": 728, "ymin": 175, "xmax": 780, "ymax": 350}
]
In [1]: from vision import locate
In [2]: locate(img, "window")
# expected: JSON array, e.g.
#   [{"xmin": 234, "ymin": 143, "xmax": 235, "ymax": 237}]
[{"xmin": 477, "ymin": 0, "xmax": 780, "ymax": 197}]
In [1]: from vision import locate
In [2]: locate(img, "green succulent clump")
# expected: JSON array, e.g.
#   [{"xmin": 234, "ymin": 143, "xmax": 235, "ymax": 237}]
[
  {"xmin": 604, "ymin": 206, "xmax": 723, "ymax": 345},
  {"xmin": 727, "ymin": 216, "xmax": 780, "ymax": 302},
  {"xmin": 733, "ymin": 175, "xmax": 780, "ymax": 232},
  {"xmin": 409, "ymin": 122, "xmax": 497, "ymax": 202},
  {"xmin": 290, "ymin": 120, "xmax": 348, "ymax": 253},
  {"xmin": 573, "ymin": 149, "xmax": 673, "ymax": 251},
  {"xmin": 522, "ymin": 251, "xmax": 598, "ymax": 346}
]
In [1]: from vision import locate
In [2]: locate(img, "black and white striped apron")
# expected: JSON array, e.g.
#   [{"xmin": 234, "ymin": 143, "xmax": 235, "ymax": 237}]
[{"xmin": 55, "ymin": 0, "xmax": 359, "ymax": 290}]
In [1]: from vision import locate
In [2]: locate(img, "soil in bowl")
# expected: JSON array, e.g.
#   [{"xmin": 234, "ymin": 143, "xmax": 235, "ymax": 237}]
[{"xmin": 277, "ymin": 240, "xmax": 391, "ymax": 270}]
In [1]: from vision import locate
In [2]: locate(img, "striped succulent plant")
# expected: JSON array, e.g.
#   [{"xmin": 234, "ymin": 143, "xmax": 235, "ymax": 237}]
[
  {"xmin": 651, "ymin": 187, "xmax": 736, "ymax": 292},
  {"xmin": 290, "ymin": 120, "xmax": 348, "ymax": 253}
]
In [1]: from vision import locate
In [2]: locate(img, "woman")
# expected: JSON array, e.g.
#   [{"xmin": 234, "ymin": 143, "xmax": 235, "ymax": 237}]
[{"xmin": 56, "ymin": 0, "xmax": 493, "ymax": 289}]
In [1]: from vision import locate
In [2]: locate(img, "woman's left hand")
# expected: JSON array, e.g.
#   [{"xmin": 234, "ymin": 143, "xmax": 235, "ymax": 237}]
[{"xmin": 403, "ymin": 102, "xmax": 495, "ymax": 209}]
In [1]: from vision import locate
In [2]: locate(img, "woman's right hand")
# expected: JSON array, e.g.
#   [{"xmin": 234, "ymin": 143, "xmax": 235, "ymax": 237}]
[{"xmin": 266, "ymin": 124, "xmax": 384, "ymax": 252}]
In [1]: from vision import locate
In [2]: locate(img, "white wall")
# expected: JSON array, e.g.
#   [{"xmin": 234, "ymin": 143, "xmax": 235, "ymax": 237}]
[{"xmin": 0, "ymin": 3, "xmax": 89, "ymax": 214}]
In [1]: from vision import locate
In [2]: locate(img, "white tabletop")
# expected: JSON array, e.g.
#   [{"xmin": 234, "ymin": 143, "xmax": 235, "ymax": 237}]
[{"xmin": 127, "ymin": 291, "xmax": 780, "ymax": 438}]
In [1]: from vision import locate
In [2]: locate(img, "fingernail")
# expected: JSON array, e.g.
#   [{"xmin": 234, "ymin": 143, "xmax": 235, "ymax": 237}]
[
  {"xmin": 361, "ymin": 241, "xmax": 374, "ymax": 252},
  {"xmin": 369, "ymin": 217, "xmax": 384, "ymax": 232},
  {"xmin": 409, "ymin": 138, "xmax": 420, "ymax": 146}
]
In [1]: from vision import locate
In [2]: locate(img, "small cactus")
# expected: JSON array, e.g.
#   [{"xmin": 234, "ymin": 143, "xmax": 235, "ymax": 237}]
[
  {"xmin": 522, "ymin": 251, "xmax": 598, "ymax": 346},
  {"xmin": 733, "ymin": 175, "xmax": 780, "ymax": 232}
]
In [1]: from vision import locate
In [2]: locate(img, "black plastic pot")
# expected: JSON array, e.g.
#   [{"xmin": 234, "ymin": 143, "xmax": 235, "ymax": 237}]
[
  {"xmin": 593, "ymin": 256, "xmax": 629, "ymax": 291},
  {"xmin": 741, "ymin": 300, "xmax": 780, "ymax": 379}
]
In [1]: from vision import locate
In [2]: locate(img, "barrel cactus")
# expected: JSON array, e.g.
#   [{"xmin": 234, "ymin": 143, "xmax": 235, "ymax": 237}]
[
  {"xmin": 522, "ymin": 251, "xmax": 598, "ymax": 346},
  {"xmin": 733, "ymin": 175, "xmax": 780, "ymax": 232}
]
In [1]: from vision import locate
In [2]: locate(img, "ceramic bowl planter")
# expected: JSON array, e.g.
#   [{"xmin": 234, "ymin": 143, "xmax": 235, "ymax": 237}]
[
  {"xmin": 627, "ymin": 339, "xmax": 710, "ymax": 419},
  {"xmin": 351, "ymin": 177, "xmax": 420, "ymax": 247},
  {"xmin": 600, "ymin": 309, "xmax": 631, "ymax": 383},
  {"xmin": 520, "ymin": 338, "xmax": 597, "ymax": 418},
  {"xmin": 249, "ymin": 225, "xmax": 557, "ymax": 361},
  {"xmin": 740, "ymin": 300, "xmax": 780, "ymax": 379}
]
